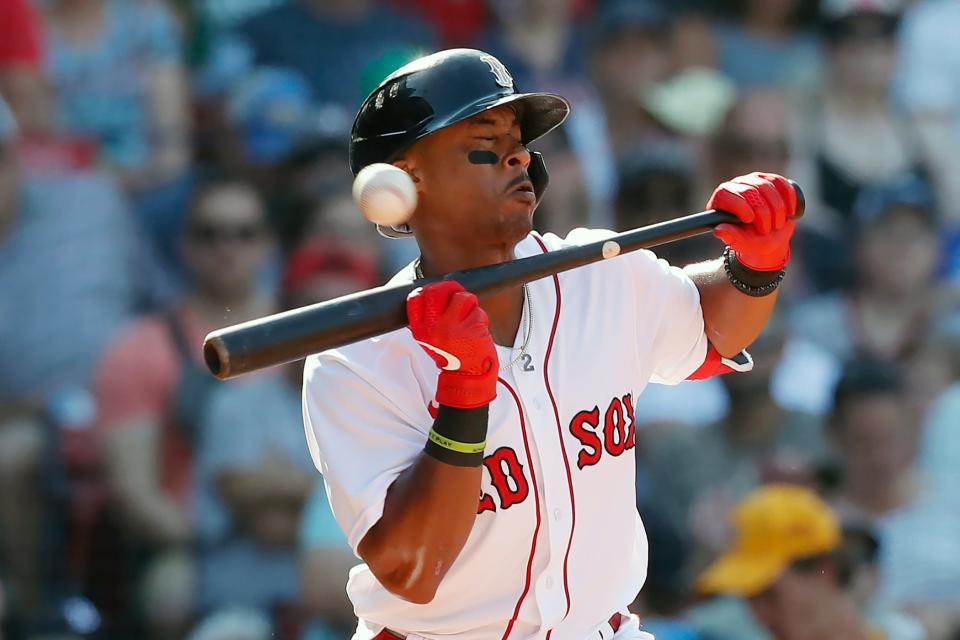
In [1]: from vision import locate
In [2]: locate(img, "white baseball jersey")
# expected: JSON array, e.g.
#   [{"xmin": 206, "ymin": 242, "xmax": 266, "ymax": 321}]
[{"xmin": 302, "ymin": 229, "xmax": 712, "ymax": 640}]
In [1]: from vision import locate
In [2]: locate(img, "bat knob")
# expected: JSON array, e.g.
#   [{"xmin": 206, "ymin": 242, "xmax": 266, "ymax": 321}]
[
  {"xmin": 204, "ymin": 334, "xmax": 230, "ymax": 379},
  {"xmin": 788, "ymin": 179, "xmax": 805, "ymax": 219}
]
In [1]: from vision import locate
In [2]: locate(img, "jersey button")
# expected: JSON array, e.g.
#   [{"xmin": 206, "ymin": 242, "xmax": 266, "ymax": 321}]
[
  {"xmin": 545, "ymin": 576, "xmax": 554, "ymax": 589},
  {"xmin": 553, "ymin": 508, "xmax": 562, "ymax": 521}
]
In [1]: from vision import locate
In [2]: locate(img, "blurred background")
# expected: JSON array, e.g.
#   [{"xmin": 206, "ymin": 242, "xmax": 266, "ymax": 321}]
[{"xmin": 1, "ymin": 0, "xmax": 960, "ymax": 638}]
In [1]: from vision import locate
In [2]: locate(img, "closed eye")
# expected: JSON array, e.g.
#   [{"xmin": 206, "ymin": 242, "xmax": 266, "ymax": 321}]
[{"xmin": 474, "ymin": 136, "xmax": 496, "ymax": 141}]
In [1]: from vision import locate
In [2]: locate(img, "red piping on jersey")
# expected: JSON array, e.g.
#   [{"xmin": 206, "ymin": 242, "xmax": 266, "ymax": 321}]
[
  {"xmin": 532, "ymin": 233, "xmax": 577, "ymax": 631},
  {"xmin": 499, "ymin": 378, "xmax": 542, "ymax": 640}
]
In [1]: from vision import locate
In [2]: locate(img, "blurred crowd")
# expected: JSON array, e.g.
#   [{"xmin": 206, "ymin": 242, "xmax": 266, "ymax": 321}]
[{"xmin": 1, "ymin": 0, "xmax": 960, "ymax": 639}]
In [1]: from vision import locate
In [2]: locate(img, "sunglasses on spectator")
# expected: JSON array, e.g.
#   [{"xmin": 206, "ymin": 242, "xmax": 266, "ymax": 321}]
[{"xmin": 188, "ymin": 222, "xmax": 267, "ymax": 244}]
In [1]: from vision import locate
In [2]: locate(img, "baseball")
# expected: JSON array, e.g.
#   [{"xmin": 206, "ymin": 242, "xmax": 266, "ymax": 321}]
[{"xmin": 352, "ymin": 163, "xmax": 417, "ymax": 227}]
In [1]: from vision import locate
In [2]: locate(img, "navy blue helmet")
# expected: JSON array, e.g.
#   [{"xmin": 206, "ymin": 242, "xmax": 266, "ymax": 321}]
[{"xmin": 349, "ymin": 49, "xmax": 570, "ymax": 237}]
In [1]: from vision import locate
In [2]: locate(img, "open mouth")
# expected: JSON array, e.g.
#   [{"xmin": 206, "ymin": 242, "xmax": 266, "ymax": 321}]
[
  {"xmin": 513, "ymin": 181, "xmax": 534, "ymax": 195},
  {"xmin": 506, "ymin": 176, "xmax": 535, "ymax": 197}
]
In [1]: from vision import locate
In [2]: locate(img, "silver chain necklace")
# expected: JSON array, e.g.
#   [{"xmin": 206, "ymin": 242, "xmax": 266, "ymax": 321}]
[{"xmin": 414, "ymin": 260, "xmax": 533, "ymax": 371}]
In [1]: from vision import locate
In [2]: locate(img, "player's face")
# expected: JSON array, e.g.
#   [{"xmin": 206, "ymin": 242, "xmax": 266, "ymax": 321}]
[{"xmin": 403, "ymin": 105, "xmax": 536, "ymax": 247}]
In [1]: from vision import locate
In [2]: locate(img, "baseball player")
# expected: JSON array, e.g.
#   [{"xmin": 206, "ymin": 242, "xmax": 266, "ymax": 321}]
[{"xmin": 302, "ymin": 49, "xmax": 799, "ymax": 640}]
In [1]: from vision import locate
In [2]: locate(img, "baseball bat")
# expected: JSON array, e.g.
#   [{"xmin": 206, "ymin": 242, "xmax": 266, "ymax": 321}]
[{"xmin": 204, "ymin": 181, "xmax": 804, "ymax": 380}]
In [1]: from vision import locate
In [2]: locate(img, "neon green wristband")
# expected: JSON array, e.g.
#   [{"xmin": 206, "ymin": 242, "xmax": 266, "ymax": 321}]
[{"xmin": 427, "ymin": 429, "xmax": 486, "ymax": 455}]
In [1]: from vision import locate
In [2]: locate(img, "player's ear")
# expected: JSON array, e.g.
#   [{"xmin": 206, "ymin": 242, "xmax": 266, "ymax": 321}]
[
  {"xmin": 391, "ymin": 156, "xmax": 423, "ymax": 230},
  {"xmin": 392, "ymin": 156, "xmax": 422, "ymax": 191}
]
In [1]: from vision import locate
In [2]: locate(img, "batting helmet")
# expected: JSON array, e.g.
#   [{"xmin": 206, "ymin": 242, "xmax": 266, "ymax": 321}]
[{"xmin": 349, "ymin": 48, "xmax": 570, "ymax": 237}]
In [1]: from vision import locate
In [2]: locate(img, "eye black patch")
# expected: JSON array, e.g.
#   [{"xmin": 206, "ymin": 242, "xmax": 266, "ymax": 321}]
[{"xmin": 468, "ymin": 150, "xmax": 499, "ymax": 165}]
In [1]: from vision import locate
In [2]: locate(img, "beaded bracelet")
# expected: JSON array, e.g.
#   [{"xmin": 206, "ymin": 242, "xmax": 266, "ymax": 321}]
[{"xmin": 722, "ymin": 247, "xmax": 786, "ymax": 297}]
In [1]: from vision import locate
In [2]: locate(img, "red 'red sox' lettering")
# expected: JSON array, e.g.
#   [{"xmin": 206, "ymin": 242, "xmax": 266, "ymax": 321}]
[
  {"xmin": 569, "ymin": 406, "xmax": 601, "ymax": 469},
  {"xmin": 622, "ymin": 392, "xmax": 637, "ymax": 450},
  {"xmin": 477, "ymin": 491, "xmax": 496, "ymax": 515},
  {"xmin": 604, "ymin": 398, "xmax": 628, "ymax": 456},
  {"xmin": 570, "ymin": 393, "xmax": 636, "ymax": 468},
  {"xmin": 477, "ymin": 446, "xmax": 529, "ymax": 513},
  {"xmin": 476, "ymin": 394, "xmax": 638, "ymax": 513}
]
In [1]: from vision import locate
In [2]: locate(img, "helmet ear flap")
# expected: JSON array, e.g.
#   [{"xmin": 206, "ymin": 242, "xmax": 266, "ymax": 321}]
[{"xmin": 530, "ymin": 151, "xmax": 549, "ymax": 202}]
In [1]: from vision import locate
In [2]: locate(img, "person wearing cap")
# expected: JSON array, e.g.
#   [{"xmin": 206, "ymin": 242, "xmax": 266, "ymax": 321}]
[
  {"xmin": 696, "ymin": 484, "xmax": 884, "ymax": 640},
  {"xmin": 303, "ymin": 47, "xmax": 801, "ymax": 639}
]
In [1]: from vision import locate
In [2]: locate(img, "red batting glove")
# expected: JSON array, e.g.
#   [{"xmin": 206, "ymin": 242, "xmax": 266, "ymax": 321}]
[
  {"xmin": 708, "ymin": 172, "xmax": 798, "ymax": 271},
  {"xmin": 407, "ymin": 280, "xmax": 498, "ymax": 409}
]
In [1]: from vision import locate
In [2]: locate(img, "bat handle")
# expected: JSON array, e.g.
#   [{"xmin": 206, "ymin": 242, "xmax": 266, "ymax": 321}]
[{"xmin": 789, "ymin": 179, "xmax": 805, "ymax": 219}]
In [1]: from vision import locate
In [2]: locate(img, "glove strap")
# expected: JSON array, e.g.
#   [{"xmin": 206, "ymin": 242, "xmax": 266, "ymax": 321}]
[
  {"xmin": 435, "ymin": 364, "xmax": 498, "ymax": 409},
  {"xmin": 723, "ymin": 248, "xmax": 786, "ymax": 297}
]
